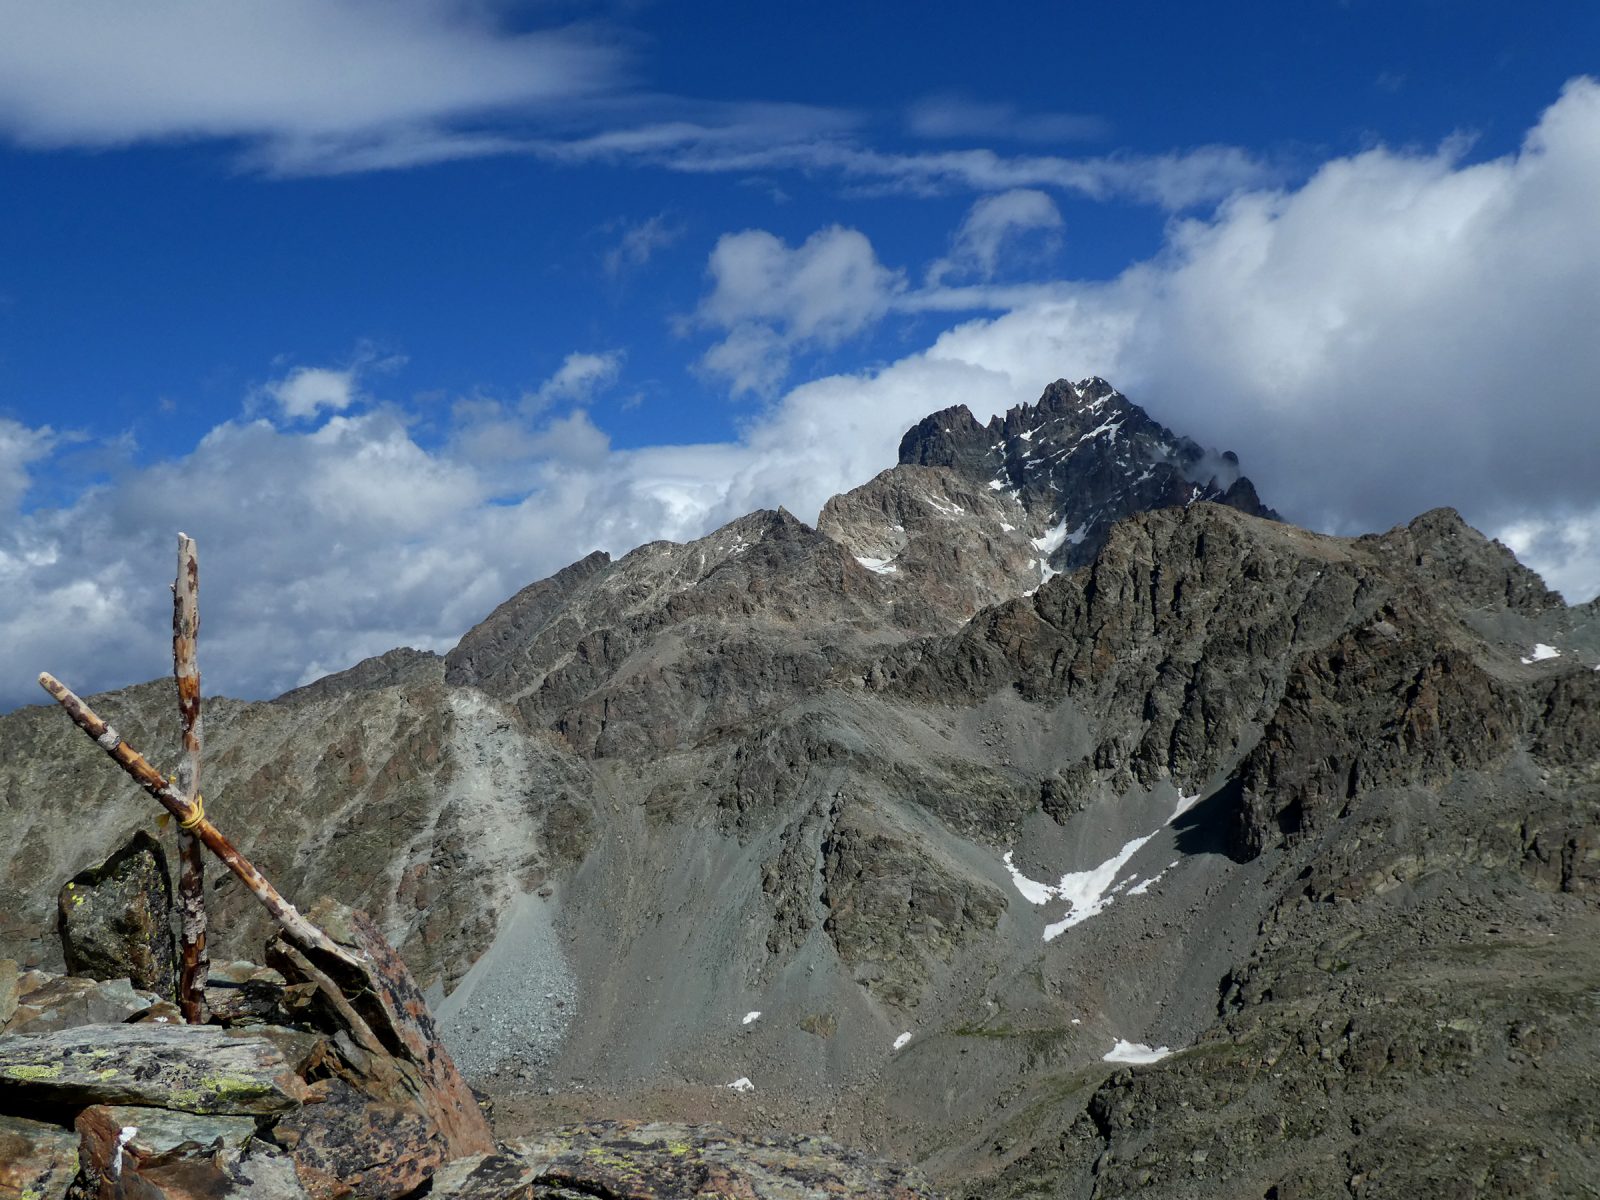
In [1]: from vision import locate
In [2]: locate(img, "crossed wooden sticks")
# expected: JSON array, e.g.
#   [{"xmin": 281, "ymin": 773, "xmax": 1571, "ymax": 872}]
[
  {"xmin": 36, "ymin": 533, "xmax": 496, "ymax": 1156},
  {"xmin": 38, "ymin": 535, "xmax": 365, "ymax": 1015}
]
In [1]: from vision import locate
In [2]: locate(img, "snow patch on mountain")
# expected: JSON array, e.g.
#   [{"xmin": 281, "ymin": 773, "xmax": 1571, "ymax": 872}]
[
  {"xmin": 1003, "ymin": 792, "xmax": 1202, "ymax": 940},
  {"xmin": 1104, "ymin": 1040, "xmax": 1172, "ymax": 1064},
  {"xmin": 1031, "ymin": 518, "xmax": 1088, "ymax": 559}
]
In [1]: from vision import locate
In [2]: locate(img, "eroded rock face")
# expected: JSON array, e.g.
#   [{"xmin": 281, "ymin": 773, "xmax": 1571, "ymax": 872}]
[
  {"xmin": 57, "ymin": 831, "xmax": 177, "ymax": 999},
  {"xmin": 2, "ymin": 958, "xmax": 24, "ymax": 1027},
  {"xmin": 871, "ymin": 504, "xmax": 1596, "ymax": 863},
  {"xmin": 817, "ymin": 464, "xmax": 1042, "ymax": 628},
  {"xmin": 2, "ymin": 973, "xmax": 163, "ymax": 1035},
  {"xmin": 0, "ymin": 1113, "xmax": 79, "ymax": 1200},
  {"xmin": 968, "ymin": 779, "xmax": 1600, "ymax": 1200},
  {"xmin": 1361, "ymin": 505, "xmax": 1562, "ymax": 616},
  {"xmin": 820, "ymin": 804, "xmax": 1007, "ymax": 1008},
  {"xmin": 442, "ymin": 551, "xmax": 613, "ymax": 695},
  {"xmin": 1232, "ymin": 607, "xmax": 1522, "ymax": 859},
  {"xmin": 0, "ymin": 1024, "xmax": 310, "ymax": 1115},
  {"xmin": 484, "ymin": 1121, "xmax": 941, "ymax": 1199}
]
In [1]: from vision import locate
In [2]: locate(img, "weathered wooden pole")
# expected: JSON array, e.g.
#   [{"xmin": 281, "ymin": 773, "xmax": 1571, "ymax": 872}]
[
  {"xmin": 37, "ymin": 670, "xmax": 497, "ymax": 1156},
  {"xmin": 36, "ymin": 672, "xmax": 360, "ymax": 971},
  {"xmin": 171, "ymin": 532, "xmax": 209, "ymax": 1023}
]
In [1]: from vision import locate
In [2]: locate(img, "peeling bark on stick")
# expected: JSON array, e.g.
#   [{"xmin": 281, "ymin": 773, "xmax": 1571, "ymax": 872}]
[
  {"xmin": 171, "ymin": 532, "xmax": 209, "ymax": 1023},
  {"xmin": 36, "ymin": 671, "xmax": 359, "ymax": 972}
]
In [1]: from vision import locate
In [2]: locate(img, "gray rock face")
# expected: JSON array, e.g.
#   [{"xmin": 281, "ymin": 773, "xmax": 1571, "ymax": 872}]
[
  {"xmin": 3, "ymin": 973, "xmax": 163, "ymax": 1034},
  {"xmin": 444, "ymin": 508, "xmax": 893, "ymax": 758},
  {"xmin": 968, "ymin": 775, "xmax": 1600, "ymax": 1200},
  {"xmin": 499, "ymin": 1120, "xmax": 941, "ymax": 1198},
  {"xmin": 443, "ymin": 550, "xmax": 613, "ymax": 694},
  {"xmin": 1362, "ymin": 505, "xmax": 1562, "ymax": 615},
  {"xmin": 1, "ymin": 377, "xmax": 1596, "ymax": 1197},
  {"xmin": 0, "ymin": 1113, "xmax": 79, "ymax": 1200},
  {"xmin": 817, "ymin": 464, "xmax": 1041, "ymax": 629},
  {"xmin": 0, "ymin": 1023, "xmax": 309, "ymax": 1114},
  {"xmin": 0, "ymin": 957, "xmax": 18, "ymax": 1027},
  {"xmin": 871, "ymin": 503, "xmax": 1597, "ymax": 865},
  {"xmin": 57, "ymin": 830, "xmax": 177, "ymax": 999},
  {"xmin": 274, "ymin": 645, "xmax": 444, "ymax": 705}
]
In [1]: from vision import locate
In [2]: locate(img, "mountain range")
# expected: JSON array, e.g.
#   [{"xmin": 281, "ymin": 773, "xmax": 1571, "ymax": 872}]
[{"xmin": 2, "ymin": 378, "xmax": 1596, "ymax": 1198}]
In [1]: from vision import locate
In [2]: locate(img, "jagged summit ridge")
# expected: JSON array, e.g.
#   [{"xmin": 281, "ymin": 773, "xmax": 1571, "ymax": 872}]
[{"xmin": 897, "ymin": 376, "xmax": 1278, "ymax": 570}]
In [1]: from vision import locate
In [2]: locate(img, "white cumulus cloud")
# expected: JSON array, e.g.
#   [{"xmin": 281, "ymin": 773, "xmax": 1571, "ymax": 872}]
[
  {"xmin": 922, "ymin": 76, "xmax": 1600, "ymax": 569},
  {"xmin": 0, "ymin": 419, "xmax": 55, "ymax": 516},
  {"xmin": 696, "ymin": 227, "xmax": 906, "ymax": 395},
  {"xmin": 261, "ymin": 366, "xmax": 360, "ymax": 421},
  {"xmin": 528, "ymin": 351, "xmax": 624, "ymax": 409}
]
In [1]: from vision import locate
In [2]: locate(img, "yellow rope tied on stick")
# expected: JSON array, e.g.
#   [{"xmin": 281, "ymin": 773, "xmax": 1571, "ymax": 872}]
[
  {"xmin": 164, "ymin": 774, "xmax": 205, "ymax": 830},
  {"xmin": 179, "ymin": 794, "xmax": 205, "ymax": 831}
]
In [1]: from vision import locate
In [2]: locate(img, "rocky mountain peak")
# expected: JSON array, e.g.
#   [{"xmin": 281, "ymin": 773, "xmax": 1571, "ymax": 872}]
[
  {"xmin": 894, "ymin": 402, "xmax": 989, "ymax": 469},
  {"xmin": 895, "ymin": 377, "xmax": 1279, "ymax": 572},
  {"xmin": 1365, "ymin": 506, "xmax": 1564, "ymax": 615}
]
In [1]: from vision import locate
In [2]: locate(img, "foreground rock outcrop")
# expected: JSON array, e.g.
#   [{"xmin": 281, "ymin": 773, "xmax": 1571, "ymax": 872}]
[{"xmin": 1, "ymin": 944, "xmax": 938, "ymax": 1199}]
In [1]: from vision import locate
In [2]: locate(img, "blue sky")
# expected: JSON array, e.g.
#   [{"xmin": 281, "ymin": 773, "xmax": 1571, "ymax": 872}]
[{"xmin": 2, "ymin": 1, "xmax": 1598, "ymax": 707}]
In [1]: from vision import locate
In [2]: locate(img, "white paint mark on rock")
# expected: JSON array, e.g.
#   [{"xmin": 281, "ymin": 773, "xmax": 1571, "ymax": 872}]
[
  {"xmin": 113, "ymin": 1126, "xmax": 139, "ymax": 1178},
  {"xmin": 742, "ymin": 1011, "xmax": 761, "ymax": 1025},
  {"xmin": 727, "ymin": 1077, "xmax": 755, "ymax": 1092},
  {"xmin": 893, "ymin": 1031, "xmax": 913, "ymax": 1051}
]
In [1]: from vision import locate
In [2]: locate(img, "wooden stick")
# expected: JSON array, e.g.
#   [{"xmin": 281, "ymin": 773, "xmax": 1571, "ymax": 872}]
[
  {"xmin": 36, "ymin": 672, "xmax": 360, "ymax": 971},
  {"xmin": 40, "ymin": 672, "xmax": 495, "ymax": 1156},
  {"xmin": 171, "ymin": 533, "xmax": 210, "ymax": 1023}
]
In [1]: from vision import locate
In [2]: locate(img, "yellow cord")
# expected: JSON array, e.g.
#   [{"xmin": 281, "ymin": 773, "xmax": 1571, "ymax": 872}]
[
  {"xmin": 166, "ymin": 774, "xmax": 205, "ymax": 831},
  {"xmin": 179, "ymin": 794, "xmax": 205, "ymax": 831}
]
